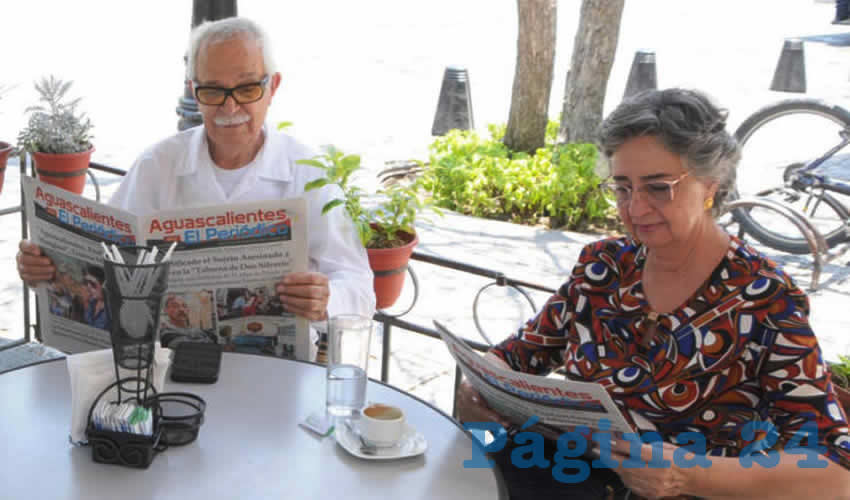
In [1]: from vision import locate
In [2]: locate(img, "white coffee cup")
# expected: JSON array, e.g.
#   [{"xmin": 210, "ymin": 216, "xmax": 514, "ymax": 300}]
[{"xmin": 360, "ymin": 403, "xmax": 405, "ymax": 447}]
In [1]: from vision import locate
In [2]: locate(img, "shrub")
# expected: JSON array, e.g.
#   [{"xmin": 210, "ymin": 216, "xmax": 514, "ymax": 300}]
[{"xmin": 422, "ymin": 121, "xmax": 614, "ymax": 231}]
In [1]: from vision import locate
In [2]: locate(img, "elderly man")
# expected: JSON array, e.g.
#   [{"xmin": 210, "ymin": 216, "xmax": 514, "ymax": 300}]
[
  {"xmin": 16, "ymin": 17, "xmax": 375, "ymax": 339},
  {"xmin": 160, "ymin": 294, "xmax": 216, "ymax": 348},
  {"xmin": 163, "ymin": 294, "xmax": 192, "ymax": 329}
]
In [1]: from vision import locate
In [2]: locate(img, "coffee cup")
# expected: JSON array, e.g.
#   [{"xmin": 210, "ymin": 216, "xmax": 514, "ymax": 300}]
[{"xmin": 359, "ymin": 403, "xmax": 405, "ymax": 447}]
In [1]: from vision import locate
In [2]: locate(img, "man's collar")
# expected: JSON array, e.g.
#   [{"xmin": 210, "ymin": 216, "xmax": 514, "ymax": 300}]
[
  {"xmin": 254, "ymin": 127, "xmax": 294, "ymax": 182},
  {"xmin": 175, "ymin": 125, "xmax": 293, "ymax": 182},
  {"xmin": 172, "ymin": 126, "xmax": 206, "ymax": 176}
]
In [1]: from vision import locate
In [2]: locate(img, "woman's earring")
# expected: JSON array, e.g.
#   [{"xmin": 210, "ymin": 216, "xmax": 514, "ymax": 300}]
[{"xmin": 704, "ymin": 197, "xmax": 714, "ymax": 211}]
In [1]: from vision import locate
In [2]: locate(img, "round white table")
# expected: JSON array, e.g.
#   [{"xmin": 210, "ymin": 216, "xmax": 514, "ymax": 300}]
[{"xmin": 0, "ymin": 353, "xmax": 507, "ymax": 499}]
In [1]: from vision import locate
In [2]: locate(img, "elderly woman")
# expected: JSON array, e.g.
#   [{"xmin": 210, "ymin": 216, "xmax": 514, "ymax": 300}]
[{"xmin": 457, "ymin": 88, "xmax": 850, "ymax": 499}]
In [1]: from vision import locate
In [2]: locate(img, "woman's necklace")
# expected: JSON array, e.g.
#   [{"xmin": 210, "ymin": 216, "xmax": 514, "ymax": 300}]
[
  {"xmin": 639, "ymin": 310, "xmax": 660, "ymax": 349},
  {"xmin": 639, "ymin": 243, "xmax": 696, "ymax": 350},
  {"xmin": 638, "ymin": 225, "xmax": 729, "ymax": 350}
]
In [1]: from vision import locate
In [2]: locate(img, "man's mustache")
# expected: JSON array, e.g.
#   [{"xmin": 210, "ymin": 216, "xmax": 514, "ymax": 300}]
[{"xmin": 214, "ymin": 114, "xmax": 250, "ymax": 126}]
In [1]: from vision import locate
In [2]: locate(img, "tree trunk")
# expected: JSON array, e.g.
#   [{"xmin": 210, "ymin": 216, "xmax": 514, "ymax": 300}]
[
  {"xmin": 503, "ymin": 0, "xmax": 557, "ymax": 154},
  {"xmin": 558, "ymin": 0, "xmax": 625, "ymax": 145}
]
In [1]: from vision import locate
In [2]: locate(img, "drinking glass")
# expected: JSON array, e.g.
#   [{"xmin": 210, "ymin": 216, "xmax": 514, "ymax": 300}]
[{"xmin": 325, "ymin": 314, "xmax": 372, "ymax": 417}]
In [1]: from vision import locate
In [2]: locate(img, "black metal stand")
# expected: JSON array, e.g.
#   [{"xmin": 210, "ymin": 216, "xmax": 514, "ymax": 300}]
[{"xmin": 176, "ymin": 0, "xmax": 239, "ymax": 130}]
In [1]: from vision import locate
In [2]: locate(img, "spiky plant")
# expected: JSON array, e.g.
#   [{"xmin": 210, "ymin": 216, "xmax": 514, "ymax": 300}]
[{"xmin": 17, "ymin": 76, "xmax": 93, "ymax": 154}]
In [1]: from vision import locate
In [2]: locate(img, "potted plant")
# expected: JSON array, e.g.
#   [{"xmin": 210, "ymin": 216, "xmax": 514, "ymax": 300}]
[
  {"xmin": 828, "ymin": 356, "xmax": 850, "ymax": 414},
  {"xmin": 0, "ymin": 84, "xmax": 14, "ymax": 194},
  {"xmin": 17, "ymin": 76, "xmax": 94, "ymax": 194},
  {"xmin": 299, "ymin": 146, "xmax": 438, "ymax": 310}
]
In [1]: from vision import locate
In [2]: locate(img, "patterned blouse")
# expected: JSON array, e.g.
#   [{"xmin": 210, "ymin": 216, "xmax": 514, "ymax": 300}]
[{"xmin": 492, "ymin": 236, "xmax": 850, "ymax": 468}]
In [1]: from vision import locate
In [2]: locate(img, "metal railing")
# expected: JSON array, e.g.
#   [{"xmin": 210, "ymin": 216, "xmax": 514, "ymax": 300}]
[
  {"xmin": 723, "ymin": 198, "xmax": 829, "ymax": 290},
  {"xmin": 6, "ymin": 157, "xmax": 832, "ymax": 415},
  {"xmin": 0, "ymin": 155, "xmax": 32, "ymax": 353},
  {"xmin": 374, "ymin": 252, "xmax": 556, "ymax": 415},
  {"xmin": 6, "ymin": 157, "xmax": 557, "ymax": 416}
]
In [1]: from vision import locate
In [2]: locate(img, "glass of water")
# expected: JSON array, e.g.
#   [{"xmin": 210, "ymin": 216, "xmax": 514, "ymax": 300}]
[{"xmin": 325, "ymin": 314, "xmax": 372, "ymax": 417}]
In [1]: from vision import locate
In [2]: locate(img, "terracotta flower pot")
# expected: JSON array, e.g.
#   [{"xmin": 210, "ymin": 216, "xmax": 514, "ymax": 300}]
[
  {"xmin": 32, "ymin": 147, "xmax": 94, "ymax": 194},
  {"xmin": 0, "ymin": 142, "xmax": 12, "ymax": 194},
  {"xmin": 366, "ymin": 230, "xmax": 418, "ymax": 310}
]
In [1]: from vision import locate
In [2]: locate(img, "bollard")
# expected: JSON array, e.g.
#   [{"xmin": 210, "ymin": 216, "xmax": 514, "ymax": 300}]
[
  {"xmin": 835, "ymin": 0, "xmax": 850, "ymax": 24},
  {"xmin": 770, "ymin": 39, "xmax": 806, "ymax": 93},
  {"xmin": 623, "ymin": 50, "xmax": 657, "ymax": 99},
  {"xmin": 431, "ymin": 66, "xmax": 475, "ymax": 136}
]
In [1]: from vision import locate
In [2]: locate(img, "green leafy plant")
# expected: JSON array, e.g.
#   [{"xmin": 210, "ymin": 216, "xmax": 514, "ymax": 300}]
[
  {"xmin": 17, "ymin": 76, "xmax": 93, "ymax": 154},
  {"xmin": 368, "ymin": 181, "xmax": 437, "ymax": 248},
  {"xmin": 829, "ymin": 355, "xmax": 850, "ymax": 389},
  {"xmin": 421, "ymin": 120, "xmax": 615, "ymax": 231},
  {"xmin": 298, "ymin": 145, "xmax": 439, "ymax": 249}
]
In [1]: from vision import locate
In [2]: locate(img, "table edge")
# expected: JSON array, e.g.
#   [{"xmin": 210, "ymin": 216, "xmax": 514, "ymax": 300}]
[{"xmin": 3, "ymin": 351, "xmax": 509, "ymax": 499}]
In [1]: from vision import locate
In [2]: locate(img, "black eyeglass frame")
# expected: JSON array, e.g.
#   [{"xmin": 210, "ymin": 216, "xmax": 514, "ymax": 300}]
[{"xmin": 192, "ymin": 74, "xmax": 270, "ymax": 106}]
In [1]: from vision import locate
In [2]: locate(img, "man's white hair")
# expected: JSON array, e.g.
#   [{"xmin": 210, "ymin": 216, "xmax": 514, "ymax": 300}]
[{"xmin": 187, "ymin": 17, "xmax": 277, "ymax": 81}]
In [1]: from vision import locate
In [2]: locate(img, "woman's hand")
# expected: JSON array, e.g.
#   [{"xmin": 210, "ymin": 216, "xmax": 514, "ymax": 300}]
[
  {"xmin": 457, "ymin": 351, "xmax": 517, "ymax": 429},
  {"xmin": 17, "ymin": 240, "xmax": 55, "ymax": 287},
  {"xmin": 455, "ymin": 380, "xmax": 513, "ymax": 429},
  {"xmin": 609, "ymin": 438, "xmax": 690, "ymax": 499}
]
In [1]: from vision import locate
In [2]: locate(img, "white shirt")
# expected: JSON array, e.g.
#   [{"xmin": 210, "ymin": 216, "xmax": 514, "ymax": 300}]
[
  {"xmin": 211, "ymin": 160, "xmax": 254, "ymax": 198},
  {"xmin": 109, "ymin": 126, "xmax": 376, "ymax": 323}
]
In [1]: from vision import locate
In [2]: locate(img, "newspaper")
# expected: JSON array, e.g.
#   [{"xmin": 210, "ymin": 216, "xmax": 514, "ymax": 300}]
[
  {"xmin": 22, "ymin": 177, "xmax": 311, "ymax": 361},
  {"xmin": 435, "ymin": 321, "xmax": 634, "ymax": 434}
]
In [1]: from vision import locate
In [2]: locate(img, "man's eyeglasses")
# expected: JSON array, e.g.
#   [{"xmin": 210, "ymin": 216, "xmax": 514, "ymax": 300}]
[
  {"xmin": 85, "ymin": 279, "xmax": 100, "ymax": 288},
  {"xmin": 193, "ymin": 75, "xmax": 270, "ymax": 106},
  {"xmin": 598, "ymin": 173, "xmax": 689, "ymax": 206}
]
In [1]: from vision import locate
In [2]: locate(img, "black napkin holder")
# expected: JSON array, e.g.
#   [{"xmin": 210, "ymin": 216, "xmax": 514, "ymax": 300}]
[{"xmin": 85, "ymin": 377, "xmax": 163, "ymax": 469}]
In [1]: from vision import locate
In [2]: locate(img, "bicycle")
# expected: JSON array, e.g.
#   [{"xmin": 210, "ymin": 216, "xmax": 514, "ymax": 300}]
[{"xmin": 730, "ymin": 98, "xmax": 850, "ymax": 254}]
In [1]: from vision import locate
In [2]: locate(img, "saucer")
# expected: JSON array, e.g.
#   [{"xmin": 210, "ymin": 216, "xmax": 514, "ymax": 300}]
[{"xmin": 336, "ymin": 422, "xmax": 427, "ymax": 460}]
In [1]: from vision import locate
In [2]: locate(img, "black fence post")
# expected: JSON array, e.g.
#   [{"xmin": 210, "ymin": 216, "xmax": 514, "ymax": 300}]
[
  {"xmin": 176, "ymin": 0, "xmax": 239, "ymax": 131},
  {"xmin": 380, "ymin": 321, "xmax": 392, "ymax": 383}
]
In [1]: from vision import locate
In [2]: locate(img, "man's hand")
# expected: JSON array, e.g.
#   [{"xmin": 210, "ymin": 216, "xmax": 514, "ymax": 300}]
[
  {"xmin": 275, "ymin": 272, "xmax": 330, "ymax": 321},
  {"xmin": 17, "ymin": 240, "xmax": 55, "ymax": 287}
]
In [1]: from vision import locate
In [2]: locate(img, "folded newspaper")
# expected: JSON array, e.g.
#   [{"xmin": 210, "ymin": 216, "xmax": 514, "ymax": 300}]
[
  {"xmin": 22, "ymin": 177, "xmax": 310, "ymax": 360},
  {"xmin": 435, "ymin": 321, "xmax": 634, "ymax": 434}
]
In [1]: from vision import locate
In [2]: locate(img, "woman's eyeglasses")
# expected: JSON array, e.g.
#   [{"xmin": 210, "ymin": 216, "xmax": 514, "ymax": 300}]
[
  {"xmin": 193, "ymin": 75, "xmax": 270, "ymax": 106},
  {"xmin": 598, "ymin": 173, "xmax": 689, "ymax": 206}
]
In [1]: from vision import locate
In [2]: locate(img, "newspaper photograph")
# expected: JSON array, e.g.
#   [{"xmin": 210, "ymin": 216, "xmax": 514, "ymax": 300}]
[
  {"xmin": 435, "ymin": 321, "xmax": 634, "ymax": 434},
  {"xmin": 22, "ymin": 177, "xmax": 311, "ymax": 360}
]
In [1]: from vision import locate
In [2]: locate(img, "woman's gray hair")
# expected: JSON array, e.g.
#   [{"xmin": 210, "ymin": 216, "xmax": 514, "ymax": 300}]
[
  {"xmin": 187, "ymin": 17, "xmax": 277, "ymax": 81},
  {"xmin": 598, "ymin": 88, "xmax": 740, "ymax": 217}
]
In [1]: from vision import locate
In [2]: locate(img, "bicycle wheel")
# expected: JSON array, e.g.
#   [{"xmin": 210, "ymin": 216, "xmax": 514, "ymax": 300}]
[{"xmin": 731, "ymin": 99, "xmax": 850, "ymax": 254}]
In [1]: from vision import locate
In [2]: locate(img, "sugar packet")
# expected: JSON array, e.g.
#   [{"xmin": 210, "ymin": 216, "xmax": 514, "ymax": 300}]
[
  {"xmin": 299, "ymin": 411, "xmax": 334, "ymax": 437},
  {"xmin": 67, "ymin": 343, "xmax": 171, "ymax": 445}
]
